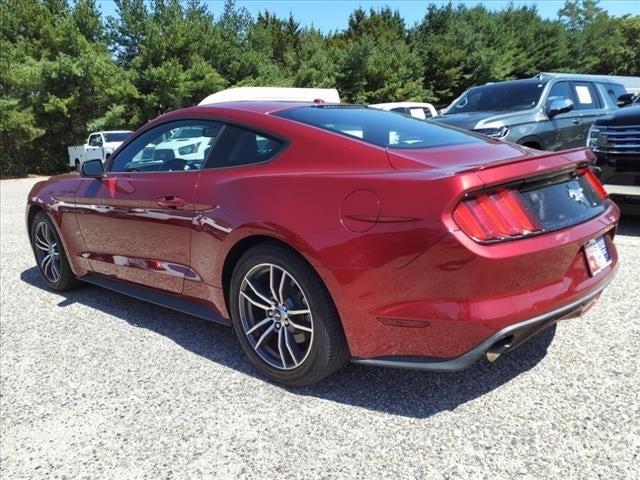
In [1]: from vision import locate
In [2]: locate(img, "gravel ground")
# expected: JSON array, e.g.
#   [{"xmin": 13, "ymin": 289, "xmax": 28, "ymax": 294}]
[{"xmin": 1, "ymin": 176, "xmax": 639, "ymax": 479}]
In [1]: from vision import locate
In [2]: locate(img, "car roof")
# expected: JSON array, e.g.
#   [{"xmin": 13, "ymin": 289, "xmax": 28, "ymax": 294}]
[
  {"xmin": 470, "ymin": 78, "xmax": 545, "ymax": 90},
  {"xmin": 536, "ymin": 72, "xmax": 627, "ymax": 85}
]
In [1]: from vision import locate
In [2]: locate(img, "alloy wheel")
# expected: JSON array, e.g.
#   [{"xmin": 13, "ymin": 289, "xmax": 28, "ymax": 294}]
[
  {"xmin": 238, "ymin": 263, "xmax": 314, "ymax": 370},
  {"xmin": 34, "ymin": 221, "xmax": 61, "ymax": 284}
]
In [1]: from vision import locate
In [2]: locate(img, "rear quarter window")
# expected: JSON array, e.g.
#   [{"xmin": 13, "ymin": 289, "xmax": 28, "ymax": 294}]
[
  {"xmin": 204, "ymin": 125, "xmax": 284, "ymax": 168},
  {"xmin": 602, "ymin": 83, "xmax": 627, "ymax": 104}
]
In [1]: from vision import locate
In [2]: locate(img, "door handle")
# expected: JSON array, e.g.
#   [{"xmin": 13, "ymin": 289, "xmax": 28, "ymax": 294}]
[
  {"xmin": 572, "ymin": 119, "xmax": 580, "ymax": 124},
  {"xmin": 156, "ymin": 196, "xmax": 186, "ymax": 208}
]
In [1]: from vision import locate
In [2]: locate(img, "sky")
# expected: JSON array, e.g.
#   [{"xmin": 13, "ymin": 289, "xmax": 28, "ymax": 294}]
[{"xmin": 96, "ymin": 0, "xmax": 640, "ymax": 32}]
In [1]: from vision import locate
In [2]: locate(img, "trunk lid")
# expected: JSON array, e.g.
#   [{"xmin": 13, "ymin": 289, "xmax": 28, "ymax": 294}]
[
  {"xmin": 386, "ymin": 143, "xmax": 593, "ymax": 177},
  {"xmin": 438, "ymin": 146, "xmax": 610, "ymax": 242}
]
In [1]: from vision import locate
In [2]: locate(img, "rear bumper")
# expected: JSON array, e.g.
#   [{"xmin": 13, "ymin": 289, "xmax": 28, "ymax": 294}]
[
  {"xmin": 352, "ymin": 267, "xmax": 615, "ymax": 370},
  {"xmin": 324, "ymin": 202, "xmax": 619, "ymax": 360}
]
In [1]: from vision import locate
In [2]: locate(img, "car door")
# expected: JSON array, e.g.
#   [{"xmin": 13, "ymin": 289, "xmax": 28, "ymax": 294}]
[
  {"xmin": 185, "ymin": 124, "xmax": 286, "ymax": 303},
  {"xmin": 74, "ymin": 119, "xmax": 222, "ymax": 294},
  {"xmin": 545, "ymin": 80, "xmax": 584, "ymax": 150},
  {"xmin": 86, "ymin": 134, "xmax": 104, "ymax": 162},
  {"xmin": 571, "ymin": 81, "xmax": 606, "ymax": 141}
]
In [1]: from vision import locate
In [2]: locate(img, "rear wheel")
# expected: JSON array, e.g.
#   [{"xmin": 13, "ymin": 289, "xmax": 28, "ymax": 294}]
[
  {"xmin": 75, "ymin": 159, "xmax": 80, "ymax": 171},
  {"xmin": 230, "ymin": 244, "xmax": 349, "ymax": 386},
  {"xmin": 31, "ymin": 211, "xmax": 80, "ymax": 291}
]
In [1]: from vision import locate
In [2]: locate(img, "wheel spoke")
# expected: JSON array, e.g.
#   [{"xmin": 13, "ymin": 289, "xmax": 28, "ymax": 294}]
[
  {"xmin": 35, "ymin": 239, "xmax": 49, "ymax": 251},
  {"xmin": 51, "ymin": 260, "xmax": 60, "ymax": 281},
  {"xmin": 287, "ymin": 309, "xmax": 310, "ymax": 316},
  {"xmin": 284, "ymin": 328, "xmax": 300, "ymax": 366},
  {"xmin": 288, "ymin": 319, "xmax": 312, "ymax": 333},
  {"xmin": 245, "ymin": 279, "xmax": 273, "ymax": 306},
  {"xmin": 42, "ymin": 223, "xmax": 52, "ymax": 243},
  {"xmin": 240, "ymin": 291, "xmax": 271, "ymax": 311},
  {"xmin": 42, "ymin": 255, "xmax": 52, "ymax": 276},
  {"xmin": 278, "ymin": 270, "xmax": 288, "ymax": 304},
  {"xmin": 269, "ymin": 265, "xmax": 278, "ymax": 301},
  {"xmin": 35, "ymin": 228, "xmax": 49, "ymax": 247},
  {"xmin": 254, "ymin": 323, "xmax": 275, "ymax": 350},
  {"xmin": 246, "ymin": 317, "xmax": 272, "ymax": 335},
  {"xmin": 277, "ymin": 327, "xmax": 287, "ymax": 368}
]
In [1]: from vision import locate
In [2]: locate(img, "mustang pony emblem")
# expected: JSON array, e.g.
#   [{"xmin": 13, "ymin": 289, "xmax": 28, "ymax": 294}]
[{"xmin": 567, "ymin": 185, "xmax": 586, "ymax": 204}]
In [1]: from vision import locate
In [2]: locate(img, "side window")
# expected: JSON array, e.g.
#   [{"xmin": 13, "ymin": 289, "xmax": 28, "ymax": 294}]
[
  {"xmin": 571, "ymin": 82, "xmax": 600, "ymax": 110},
  {"xmin": 390, "ymin": 107, "xmax": 408, "ymax": 114},
  {"xmin": 109, "ymin": 120, "xmax": 222, "ymax": 173},
  {"xmin": 603, "ymin": 83, "xmax": 627, "ymax": 104},
  {"xmin": 547, "ymin": 81, "xmax": 573, "ymax": 104},
  {"xmin": 88, "ymin": 134, "xmax": 102, "ymax": 147},
  {"xmin": 205, "ymin": 125, "xmax": 284, "ymax": 168}
]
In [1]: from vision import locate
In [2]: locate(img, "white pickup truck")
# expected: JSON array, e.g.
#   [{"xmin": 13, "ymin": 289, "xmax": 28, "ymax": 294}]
[{"xmin": 68, "ymin": 131, "xmax": 132, "ymax": 169}]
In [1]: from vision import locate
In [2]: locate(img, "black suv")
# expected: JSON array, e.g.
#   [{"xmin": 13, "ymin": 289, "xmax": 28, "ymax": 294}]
[{"xmin": 588, "ymin": 105, "xmax": 640, "ymax": 215}]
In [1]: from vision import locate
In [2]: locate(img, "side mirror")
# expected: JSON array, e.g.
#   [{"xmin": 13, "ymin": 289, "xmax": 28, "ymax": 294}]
[
  {"xmin": 617, "ymin": 93, "xmax": 634, "ymax": 107},
  {"xmin": 81, "ymin": 159, "xmax": 105, "ymax": 178},
  {"xmin": 546, "ymin": 97, "xmax": 574, "ymax": 118}
]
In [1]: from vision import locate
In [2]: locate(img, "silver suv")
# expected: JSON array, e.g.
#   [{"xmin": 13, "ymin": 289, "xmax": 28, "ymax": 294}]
[{"xmin": 435, "ymin": 73, "xmax": 629, "ymax": 151}]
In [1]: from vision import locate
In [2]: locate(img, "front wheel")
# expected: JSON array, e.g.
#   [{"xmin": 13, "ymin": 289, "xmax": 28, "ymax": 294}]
[
  {"xmin": 230, "ymin": 244, "xmax": 349, "ymax": 386},
  {"xmin": 30, "ymin": 211, "xmax": 80, "ymax": 291}
]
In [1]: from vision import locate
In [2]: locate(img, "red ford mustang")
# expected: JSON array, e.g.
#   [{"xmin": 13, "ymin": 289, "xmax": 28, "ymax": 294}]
[{"xmin": 27, "ymin": 102, "xmax": 619, "ymax": 386}]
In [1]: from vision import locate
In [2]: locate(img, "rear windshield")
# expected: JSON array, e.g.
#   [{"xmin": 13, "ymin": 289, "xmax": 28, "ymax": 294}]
[
  {"xmin": 446, "ymin": 81, "xmax": 545, "ymax": 114},
  {"xmin": 275, "ymin": 106, "xmax": 483, "ymax": 149}
]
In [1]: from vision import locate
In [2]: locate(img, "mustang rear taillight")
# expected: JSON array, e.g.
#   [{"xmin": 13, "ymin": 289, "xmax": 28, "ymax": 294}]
[
  {"xmin": 453, "ymin": 189, "xmax": 542, "ymax": 242},
  {"xmin": 582, "ymin": 168, "xmax": 608, "ymax": 199}
]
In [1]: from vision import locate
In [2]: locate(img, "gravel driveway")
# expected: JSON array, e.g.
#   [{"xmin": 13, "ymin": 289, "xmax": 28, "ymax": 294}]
[{"xmin": 1, "ymin": 177, "xmax": 639, "ymax": 479}]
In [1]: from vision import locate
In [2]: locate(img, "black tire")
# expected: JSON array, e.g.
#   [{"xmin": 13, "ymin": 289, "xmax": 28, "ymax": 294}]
[
  {"xmin": 30, "ymin": 211, "xmax": 81, "ymax": 291},
  {"xmin": 230, "ymin": 243, "xmax": 349, "ymax": 386},
  {"xmin": 75, "ymin": 159, "xmax": 80, "ymax": 172}
]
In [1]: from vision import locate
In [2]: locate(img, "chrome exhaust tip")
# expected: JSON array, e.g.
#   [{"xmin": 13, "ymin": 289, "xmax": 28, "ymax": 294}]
[{"xmin": 485, "ymin": 336, "xmax": 513, "ymax": 363}]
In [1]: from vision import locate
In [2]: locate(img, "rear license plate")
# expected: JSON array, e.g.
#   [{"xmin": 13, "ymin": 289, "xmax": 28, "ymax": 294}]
[{"xmin": 584, "ymin": 235, "xmax": 611, "ymax": 276}]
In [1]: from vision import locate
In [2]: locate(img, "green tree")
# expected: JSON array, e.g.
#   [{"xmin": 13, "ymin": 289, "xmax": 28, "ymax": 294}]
[{"xmin": 1, "ymin": 0, "xmax": 638, "ymax": 176}]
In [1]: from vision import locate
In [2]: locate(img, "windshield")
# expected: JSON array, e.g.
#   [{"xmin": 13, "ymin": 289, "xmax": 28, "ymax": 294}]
[
  {"xmin": 275, "ymin": 106, "xmax": 483, "ymax": 149},
  {"xmin": 104, "ymin": 132, "xmax": 132, "ymax": 142},
  {"xmin": 446, "ymin": 81, "xmax": 546, "ymax": 114}
]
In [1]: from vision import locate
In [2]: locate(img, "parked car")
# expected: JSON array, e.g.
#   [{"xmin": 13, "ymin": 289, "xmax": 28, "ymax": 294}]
[
  {"xmin": 435, "ymin": 73, "xmax": 631, "ymax": 151},
  {"xmin": 369, "ymin": 102, "xmax": 438, "ymax": 119},
  {"xmin": 141, "ymin": 125, "xmax": 218, "ymax": 170},
  {"xmin": 588, "ymin": 105, "xmax": 640, "ymax": 215},
  {"xmin": 28, "ymin": 97, "xmax": 619, "ymax": 386},
  {"xmin": 68, "ymin": 131, "xmax": 132, "ymax": 170}
]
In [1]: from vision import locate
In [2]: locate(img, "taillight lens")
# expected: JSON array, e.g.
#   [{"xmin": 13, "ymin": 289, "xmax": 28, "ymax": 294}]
[
  {"xmin": 453, "ymin": 189, "xmax": 542, "ymax": 242},
  {"xmin": 582, "ymin": 168, "xmax": 608, "ymax": 199}
]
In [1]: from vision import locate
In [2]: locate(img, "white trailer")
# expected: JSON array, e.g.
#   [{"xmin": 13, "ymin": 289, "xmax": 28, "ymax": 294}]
[{"xmin": 68, "ymin": 131, "xmax": 132, "ymax": 169}]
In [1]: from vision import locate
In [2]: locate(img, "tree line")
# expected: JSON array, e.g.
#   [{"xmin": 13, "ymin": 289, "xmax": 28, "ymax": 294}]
[{"xmin": 1, "ymin": 0, "xmax": 639, "ymax": 176}]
